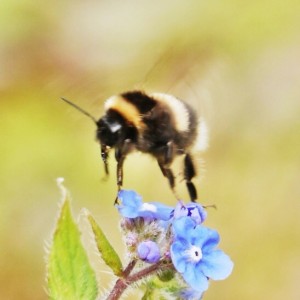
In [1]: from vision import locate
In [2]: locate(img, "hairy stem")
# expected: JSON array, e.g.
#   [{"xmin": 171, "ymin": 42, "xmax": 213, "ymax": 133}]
[
  {"xmin": 122, "ymin": 259, "xmax": 137, "ymax": 278},
  {"xmin": 106, "ymin": 260, "xmax": 172, "ymax": 300}
]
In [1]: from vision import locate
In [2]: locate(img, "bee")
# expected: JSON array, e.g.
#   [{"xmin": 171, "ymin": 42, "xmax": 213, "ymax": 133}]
[{"xmin": 61, "ymin": 90, "xmax": 208, "ymax": 202}]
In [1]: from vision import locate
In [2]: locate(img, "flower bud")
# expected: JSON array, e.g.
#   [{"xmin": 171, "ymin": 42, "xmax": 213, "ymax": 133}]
[
  {"xmin": 137, "ymin": 240, "xmax": 160, "ymax": 263},
  {"xmin": 173, "ymin": 201, "xmax": 207, "ymax": 224}
]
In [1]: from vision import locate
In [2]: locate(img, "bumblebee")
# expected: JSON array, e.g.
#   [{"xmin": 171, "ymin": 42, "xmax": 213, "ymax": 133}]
[{"xmin": 62, "ymin": 90, "xmax": 208, "ymax": 202}]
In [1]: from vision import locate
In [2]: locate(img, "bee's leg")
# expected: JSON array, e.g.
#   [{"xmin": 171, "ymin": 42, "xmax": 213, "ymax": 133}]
[
  {"xmin": 114, "ymin": 139, "xmax": 131, "ymax": 204},
  {"xmin": 184, "ymin": 153, "xmax": 197, "ymax": 202},
  {"xmin": 157, "ymin": 161, "xmax": 177, "ymax": 197},
  {"xmin": 114, "ymin": 151, "xmax": 125, "ymax": 204},
  {"xmin": 101, "ymin": 145, "xmax": 110, "ymax": 177},
  {"xmin": 157, "ymin": 141, "xmax": 179, "ymax": 199},
  {"xmin": 116, "ymin": 153, "xmax": 125, "ymax": 189},
  {"xmin": 165, "ymin": 141, "xmax": 175, "ymax": 164}
]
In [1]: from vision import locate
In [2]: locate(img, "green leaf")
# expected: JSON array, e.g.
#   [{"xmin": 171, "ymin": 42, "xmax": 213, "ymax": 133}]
[
  {"xmin": 47, "ymin": 188, "xmax": 98, "ymax": 300},
  {"xmin": 157, "ymin": 269, "xmax": 175, "ymax": 282},
  {"xmin": 141, "ymin": 286, "xmax": 154, "ymax": 300},
  {"xmin": 87, "ymin": 213, "xmax": 123, "ymax": 277},
  {"xmin": 141, "ymin": 274, "xmax": 181, "ymax": 300},
  {"xmin": 142, "ymin": 283, "xmax": 170, "ymax": 300}
]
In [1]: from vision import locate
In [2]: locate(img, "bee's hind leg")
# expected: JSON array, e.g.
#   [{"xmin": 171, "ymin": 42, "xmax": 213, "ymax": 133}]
[{"xmin": 184, "ymin": 153, "xmax": 198, "ymax": 202}]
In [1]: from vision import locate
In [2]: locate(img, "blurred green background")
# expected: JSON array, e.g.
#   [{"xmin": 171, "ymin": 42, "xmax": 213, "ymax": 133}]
[{"xmin": 1, "ymin": 0, "xmax": 300, "ymax": 299}]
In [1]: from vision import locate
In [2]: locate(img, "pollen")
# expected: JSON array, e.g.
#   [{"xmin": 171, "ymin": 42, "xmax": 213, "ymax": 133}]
[{"xmin": 140, "ymin": 203, "xmax": 158, "ymax": 213}]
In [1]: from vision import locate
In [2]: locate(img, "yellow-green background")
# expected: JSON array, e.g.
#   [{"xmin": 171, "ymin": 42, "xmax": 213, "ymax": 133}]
[{"xmin": 1, "ymin": 1, "xmax": 299, "ymax": 299}]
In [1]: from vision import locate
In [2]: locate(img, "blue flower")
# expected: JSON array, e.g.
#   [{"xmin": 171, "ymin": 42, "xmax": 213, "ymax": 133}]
[
  {"xmin": 170, "ymin": 217, "xmax": 233, "ymax": 293},
  {"xmin": 172, "ymin": 201, "xmax": 207, "ymax": 224},
  {"xmin": 116, "ymin": 190, "xmax": 173, "ymax": 221},
  {"xmin": 137, "ymin": 240, "xmax": 161, "ymax": 263}
]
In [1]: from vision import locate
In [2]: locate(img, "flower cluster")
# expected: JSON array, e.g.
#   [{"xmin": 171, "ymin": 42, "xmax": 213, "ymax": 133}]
[{"xmin": 116, "ymin": 190, "xmax": 233, "ymax": 299}]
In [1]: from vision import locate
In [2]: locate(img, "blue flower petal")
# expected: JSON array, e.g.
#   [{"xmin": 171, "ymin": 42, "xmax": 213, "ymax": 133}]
[
  {"xmin": 183, "ymin": 263, "xmax": 209, "ymax": 292},
  {"xmin": 116, "ymin": 190, "xmax": 173, "ymax": 221},
  {"xmin": 172, "ymin": 217, "xmax": 196, "ymax": 241},
  {"xmin": 200, "ymin": 249, "xmax": 234, "ymax": 280},
  {"xmin": 171, "ymin": 240, "xmax": 189, "ymax": 273},
  {"xmin": 186, "ymin": 202, "xmax": 207, "ymax": 224},
  {"xmin": 139, "ymin": 202, "xmax": 173, "ymax": 221},
  {"xmin": 118, "ymin": 190, "xmax": 142, "ymax": 207},
  {"xmin": 179, "ymin": 288, "xmax": 204, "ymax": 300},
  {"xmin": 116, "ymin": 190, "xmax": 143, "ymax": 218},
  {"xmin": 194, "ymin": 227, "xmax": 220, "ymax": 252},
  {"xmin": 173, "ymin": 202, "xmax": 207, "ymax": 224}
]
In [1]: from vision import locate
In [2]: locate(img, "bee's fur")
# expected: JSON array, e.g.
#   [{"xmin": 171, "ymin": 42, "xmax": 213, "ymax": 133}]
[{"xmin": 96, "ymin": 90, "xmax": 201, "ymax": 202}]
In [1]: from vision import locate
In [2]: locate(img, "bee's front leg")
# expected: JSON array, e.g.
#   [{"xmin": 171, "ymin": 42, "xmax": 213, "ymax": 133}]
[{"xmin": 114, "ymin": 139, "xmax": 131, "ymax": 204}]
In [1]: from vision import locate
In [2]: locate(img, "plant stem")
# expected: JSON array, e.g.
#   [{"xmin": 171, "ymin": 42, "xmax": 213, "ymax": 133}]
[
  {"xmin": 122, "ymin": 259, "xmax": 137, "ymax": 278},
  {"xmin": 106, "ymin": 260, "xmax": 172, "ymax": 300}
]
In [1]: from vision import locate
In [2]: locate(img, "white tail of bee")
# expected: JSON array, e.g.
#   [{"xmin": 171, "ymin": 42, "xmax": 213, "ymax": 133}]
[{"xmin": 194, "ymin": 118, "xmax": 209, "ymax": 152}]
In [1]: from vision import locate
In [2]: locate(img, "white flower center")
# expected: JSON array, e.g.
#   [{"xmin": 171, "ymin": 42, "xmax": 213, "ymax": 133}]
[
  {"xmin": 185, "ymin": 245, "xmax": 202, "ymax": 263},
  {"xmin": 140, "ymin": 203, "xmax": 157, "ymax": 212}
]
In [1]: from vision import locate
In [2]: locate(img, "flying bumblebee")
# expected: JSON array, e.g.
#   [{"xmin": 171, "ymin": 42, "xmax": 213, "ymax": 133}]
[{"xmin": 61, "ymin": 90, "xmax": 208, "ymax": 202}]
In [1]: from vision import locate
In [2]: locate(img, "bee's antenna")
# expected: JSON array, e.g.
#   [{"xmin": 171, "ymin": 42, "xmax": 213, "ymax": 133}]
[{"xmin": 60, "ymin": 97, "xmax": 97, "ymax": 124}]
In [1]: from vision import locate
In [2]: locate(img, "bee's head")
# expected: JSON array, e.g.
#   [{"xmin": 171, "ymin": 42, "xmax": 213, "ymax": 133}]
[{"xmin": 96, "ymin": 112, "xmax": 126, "ymax": 147}]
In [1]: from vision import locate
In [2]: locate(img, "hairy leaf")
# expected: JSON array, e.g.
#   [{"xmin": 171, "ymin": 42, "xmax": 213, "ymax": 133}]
[
  {"xmin": 47, "ymin": 193, "xmax": 98, "ymax": 300},
  {"xmin": 87, "ymin": 213, "xmax": 123, "ymax": 276}
]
